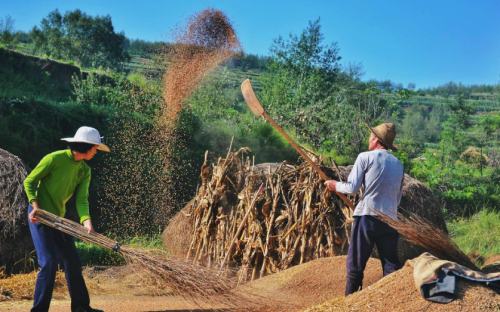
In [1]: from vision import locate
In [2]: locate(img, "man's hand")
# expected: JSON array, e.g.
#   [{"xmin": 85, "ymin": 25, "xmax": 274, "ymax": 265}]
[
  {"xmin": 29, "ymin": 200, "xmax": 40, "ymax": 223},
  {"xmin": 324, "ymin": 180, "xmax": 338, "ymax": 192},
  {"xmin": 83, "ymin": 219, "xmax": 94, "ymax": 234}
]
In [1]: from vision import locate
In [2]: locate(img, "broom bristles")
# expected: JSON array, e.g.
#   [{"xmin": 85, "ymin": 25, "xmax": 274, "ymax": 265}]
[
  {"xmin": 372, "ymin": 208, "xmax": 480, "ymax": 271},
  {"xmin": 34, "ymin": 209, "xmax": 241, "ymax": 305}
]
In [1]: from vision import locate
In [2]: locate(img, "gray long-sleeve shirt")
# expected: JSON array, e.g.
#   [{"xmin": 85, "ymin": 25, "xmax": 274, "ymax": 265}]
[{"xmin": 335, "ymin": 149, "xmax": 404, "ymax": 218}]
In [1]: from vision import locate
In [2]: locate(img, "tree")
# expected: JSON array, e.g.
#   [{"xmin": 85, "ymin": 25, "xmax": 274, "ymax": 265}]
[
  {"xmin": 31, "ymin": 9, "xmax": 130, "ymax": 69},
  {"xmin": 439, "ymin": 91, "xmax": 476, "ymax": 168},
  {"xmin": 398, "ymin": 105, "xmax": 427, "ymax": 158},
  {"xmin": 477, "ymin": 113, "xmax": 500, "ymax": 174},
  {"xmin": 15, "ymin": 30, "xmax": 32, "ymax": 43},
  {"xmin": 261, "ymin": 18, "xmax": 342, "ymax": 149},
  {"xmin": 327, "ymin": 81, "xmax": 395, "ymax": 157},
  {"xmin": 261, "ymin": 19, "xmax": 403, "ymax": 159},
  {"xmin": 0, "ymin": 15, "xmax": 17, "ymax": 48},
  {"xmin": 188, "ymin": 68, "xmax": 233, "ymax": 119},
  {"xmin": 125, "ymin": 38, "xmax": 165, "ymax": 55},
  {"xmin": 407, "ymin": 82, "xmax": 416, "ymax": 91}
]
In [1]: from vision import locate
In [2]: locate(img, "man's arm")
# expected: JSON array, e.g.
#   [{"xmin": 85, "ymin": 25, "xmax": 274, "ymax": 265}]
[
  {"xmin": 335, "ymin": 154, "xmax": 366, "ymax": 195},
  {"xmin": 397, "ymin": 165, "xmax": 405, "ymax": 204},
  {"xmin": 24, "ymin": 155, "xmax": 53, "ymax": 205},
  {"xmin": 75, "ymin": 168, "xmax": 92, "ymax": 232},
  {"xmin": 24, "ymin": 155, "xmax": 54, "ymax": 223}
]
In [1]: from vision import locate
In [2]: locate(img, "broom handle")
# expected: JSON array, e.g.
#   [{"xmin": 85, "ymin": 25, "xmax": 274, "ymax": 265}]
[
  {"xmin": 262, "ymin": 112, "xmax": 355, "ymax": 211},
  {"xmin": 35, "ymin": 209, "xmax": 121, "ymax": 252},
  {"xmin": 220, "ymin": 183, "xmax": 264, "ymax": 271}
]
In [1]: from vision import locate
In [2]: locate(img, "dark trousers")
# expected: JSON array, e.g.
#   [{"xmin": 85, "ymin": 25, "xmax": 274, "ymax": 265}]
[
  {"xmin": 345, "ymin": 215, "xmax": 400, "ymax": 296},
  {"xmin": 28, "ymin": 205, "xmax": 91, "ymax": 312}
]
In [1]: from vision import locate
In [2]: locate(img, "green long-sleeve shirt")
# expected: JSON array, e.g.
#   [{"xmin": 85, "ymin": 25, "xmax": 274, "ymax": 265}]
[{"xmin": 24, "ymin": 149, "xmax": 91, "ymax": 224}]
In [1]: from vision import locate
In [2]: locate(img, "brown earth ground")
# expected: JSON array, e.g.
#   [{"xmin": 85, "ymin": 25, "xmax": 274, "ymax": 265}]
[
  {"xmin": 0, "ymin": 257, "xmax": 381, "ymax": 311},
  {"xmin": 1, "ymin": 256, "xmax": 499, "ymax": 312}
]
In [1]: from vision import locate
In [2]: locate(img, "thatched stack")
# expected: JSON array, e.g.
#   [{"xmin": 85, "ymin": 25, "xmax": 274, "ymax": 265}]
[
  {"xmin": 0, "ymin": 148, "xmax": 33, "ymax": 274},
  {"xmin": 163, "ymin": 149, "xmax": 447, "ymax": 281},
  {"xmin": 460, "ymin": 146, "xmax": 489, "ymax": 166},
  {"xmin": 162, "ymin": 199, "xmax": 196, "ymax": 258}
]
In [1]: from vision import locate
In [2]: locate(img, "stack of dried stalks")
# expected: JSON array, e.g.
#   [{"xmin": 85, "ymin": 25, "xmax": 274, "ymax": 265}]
[
  {"xmin": 34, "ymin": 209, "xmax": 241, "ymax": 305},
  {"xmin": 186, "ymin": 148, "xmax": 358, "ymax": 282}
]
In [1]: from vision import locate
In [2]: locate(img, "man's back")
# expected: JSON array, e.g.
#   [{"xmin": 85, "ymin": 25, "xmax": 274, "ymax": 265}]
[{"xmin": 336, "ymin": 149, "xmax": 404, "ymax": 217}]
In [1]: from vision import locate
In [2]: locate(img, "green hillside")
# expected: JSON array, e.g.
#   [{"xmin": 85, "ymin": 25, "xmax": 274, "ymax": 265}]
[{"xmin": 1, "ymin": 12, "xmax": 500, "ymax": 267}]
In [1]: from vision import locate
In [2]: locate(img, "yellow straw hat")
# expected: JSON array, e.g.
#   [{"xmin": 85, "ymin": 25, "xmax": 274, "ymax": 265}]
[{"xmin": 365, "ymin": 122, "xmax": 398, "ymax": 151}]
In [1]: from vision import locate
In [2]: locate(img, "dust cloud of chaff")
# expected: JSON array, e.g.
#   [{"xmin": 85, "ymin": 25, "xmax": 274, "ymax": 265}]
[{"xmin": 97, "ymin": 8, "xmax": 242, "ymax": 238}]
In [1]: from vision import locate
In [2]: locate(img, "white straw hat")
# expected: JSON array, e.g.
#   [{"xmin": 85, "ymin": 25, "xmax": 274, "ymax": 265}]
[{"xmin": 61, "ymin": 126, "xmax": 110, "ymax": 152}]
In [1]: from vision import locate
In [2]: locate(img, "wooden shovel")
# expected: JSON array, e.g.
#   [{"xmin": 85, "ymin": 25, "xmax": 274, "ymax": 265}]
[{"xmin": 241, "ymin": 79, "xmax": 355, "ymax": 211}]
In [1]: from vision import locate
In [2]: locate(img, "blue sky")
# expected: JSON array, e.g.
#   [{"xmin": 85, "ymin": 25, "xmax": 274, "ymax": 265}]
[{"xmin": 3, "ymin": 0, "xmax": 500, "ymax": 89}]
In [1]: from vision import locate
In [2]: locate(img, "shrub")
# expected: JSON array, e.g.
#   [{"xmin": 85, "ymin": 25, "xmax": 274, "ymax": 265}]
[{"xmin": 448, "ymin": 209, "xmax": 500, "ymax": 264}]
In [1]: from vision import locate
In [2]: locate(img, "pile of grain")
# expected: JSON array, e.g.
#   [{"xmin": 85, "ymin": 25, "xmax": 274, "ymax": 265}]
[
  {"xmin": 241, "ymin": 256, "xmax": 382, "ymax": 311},
  {"xmin": 0, "ymin": 265, "xmax": 163, "ymax": 302},
  {"xmin": 303, "ymin": 263, "xmax": 500, "ymax": 312}
]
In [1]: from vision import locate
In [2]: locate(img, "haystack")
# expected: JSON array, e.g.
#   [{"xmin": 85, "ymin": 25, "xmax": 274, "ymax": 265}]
[
  {"xmin": 162, "ymin": 149, "xmax": 446, "ymax": 280},
  {"xmin": 460, "ymin": 146, "xmax": 489, "ymax": 165},
  {"xmin": 0, "ymin": 148, "xmax": 33, "ymax": 274},
  {"xmin": 162, "ymin": 199, "xmax": 196, "ymax": 258}
]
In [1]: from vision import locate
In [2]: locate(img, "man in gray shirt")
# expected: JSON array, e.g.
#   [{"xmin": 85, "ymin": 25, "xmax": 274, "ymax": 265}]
[{"xmin": 325, "ymin": 123, "xmax": 404, "ymax": 296}]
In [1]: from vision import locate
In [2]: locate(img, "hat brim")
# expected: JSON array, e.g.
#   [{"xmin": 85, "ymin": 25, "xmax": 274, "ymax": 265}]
[
  {"xmin": 364, "ymin": 123, "xmax": 398, "ymax": 152},
  {"xmin": 61, "ymin": 138, "xmax": 111, "ymax": 153}
]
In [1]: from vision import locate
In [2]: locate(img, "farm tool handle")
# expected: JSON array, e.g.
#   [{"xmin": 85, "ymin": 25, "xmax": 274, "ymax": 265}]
[
  {"xmin": 220, "ymin": 183, "xmax": 265, "ymax": 272},
  {"xmin": 34, "ymin": 209, "xmax": 123, "ymax": 252},
  {"xmin": 241, "ymin": 79, "xmax": 355, "ymax": 211}
]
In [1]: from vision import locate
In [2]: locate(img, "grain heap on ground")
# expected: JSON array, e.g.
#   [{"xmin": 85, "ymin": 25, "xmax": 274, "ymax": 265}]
[{"xmin": 303, "ymin": 263, "xmax": 500, "ymax": 312}]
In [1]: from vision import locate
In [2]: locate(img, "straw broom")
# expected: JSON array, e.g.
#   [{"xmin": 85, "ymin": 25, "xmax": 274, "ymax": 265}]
[
  {"xmin": 34, "ymin": 209, "xmax": 239, "ymax": 303},
  {"xmin": 373, "ymin": 208, "xmax": 480, "ymax": 271}
]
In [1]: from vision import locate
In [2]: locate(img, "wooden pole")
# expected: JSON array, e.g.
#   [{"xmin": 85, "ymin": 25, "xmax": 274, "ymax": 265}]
[{"xmin": 262, "ymin": 112, "xmax": 355, "ymax": 211}]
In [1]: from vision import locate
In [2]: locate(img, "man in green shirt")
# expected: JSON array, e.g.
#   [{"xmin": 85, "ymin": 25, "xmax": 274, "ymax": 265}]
[{"xmin": 24, "ymin": 126, "xmax": 109, "ymax": 312}]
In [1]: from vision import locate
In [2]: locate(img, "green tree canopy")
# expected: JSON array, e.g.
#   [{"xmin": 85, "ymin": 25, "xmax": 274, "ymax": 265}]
[
  {"xmin": 0, "ymin": 15, "xmax": 17, "ymax": 48},
  {"xmin": 31, "ymin": 9, "xmax": 130, "ymax": 69},
  {"xmin": 261, "ymin": 18, "xmax": 342, "ymax": 147},
  {"xmin": 260, "ymin": 18, "xmax": 402, "ymax": 159}
]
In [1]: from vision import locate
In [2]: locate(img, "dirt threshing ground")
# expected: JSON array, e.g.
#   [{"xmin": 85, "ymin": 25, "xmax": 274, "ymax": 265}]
[
  {"xmin": 1, "ymin": 256, "xmax": 499, "ymax": 312},
  {"xmin": 0, "ymin": 257, "xmax": 381, "ymax": 311}
]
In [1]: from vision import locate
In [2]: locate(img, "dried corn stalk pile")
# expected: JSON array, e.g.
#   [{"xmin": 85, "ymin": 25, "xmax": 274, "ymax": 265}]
[{"xmin": 186, "ymin": 148, "xmax": 361, "ymax": 282}]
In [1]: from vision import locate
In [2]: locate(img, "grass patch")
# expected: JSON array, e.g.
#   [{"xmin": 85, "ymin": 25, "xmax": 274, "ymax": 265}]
[
  {"xmin": 75, "ymin": 241, "xmax": 125, "ymax": 266},
  {"xmin": 448, "ymin": 209, "xmax": 500, "ymax": 264},
  {"xmin": 75, "ymin": 233, "xmax": 165, "ymax": 266}
]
